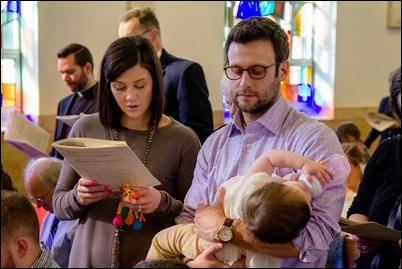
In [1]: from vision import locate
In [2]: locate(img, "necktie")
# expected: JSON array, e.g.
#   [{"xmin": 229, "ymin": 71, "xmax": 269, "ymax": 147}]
[{"xmin": 46, "ymin": 216, "xmax": 59, "ymax": 249}]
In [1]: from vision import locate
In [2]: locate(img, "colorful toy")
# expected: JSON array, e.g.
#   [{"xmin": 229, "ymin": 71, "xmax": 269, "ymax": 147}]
[{"xmin": 112, "ymin": 184, "xmax": 145, "ymax": 231}]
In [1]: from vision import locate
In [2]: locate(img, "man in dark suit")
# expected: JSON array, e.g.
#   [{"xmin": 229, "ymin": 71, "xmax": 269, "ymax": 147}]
[
  {"xmin": 118, "ymin": 7, "xmax": 214, "ymax": 144},
  {"xmin": 364, "ymin": 95, "xmax": 401, "ymax": 149},
  {"xmin": 50, "ymin": 43, "xmax": 98, "ymax": 159}
]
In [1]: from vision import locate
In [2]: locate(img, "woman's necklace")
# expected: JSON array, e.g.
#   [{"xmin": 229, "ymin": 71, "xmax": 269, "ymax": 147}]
[
  {"xmin": 113, "ymin": 121, "xmax": 156, "ymax": 167},
  {"xmin": 111, "ymin": 121, "xmax": 156, "ymax": 268}
]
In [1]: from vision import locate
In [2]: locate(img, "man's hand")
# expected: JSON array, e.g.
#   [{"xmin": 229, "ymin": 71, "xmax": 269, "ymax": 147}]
[
  {"xmin": 188, "ymin": 243, "xmax": 245, "ymax": 268},
  {"xmin": 352, "ymin": 235, "xmax": 383, "ymax": 255},
  {"xmin": 194, "ymin": 187, "xmax": 226, "ymax": 242}
]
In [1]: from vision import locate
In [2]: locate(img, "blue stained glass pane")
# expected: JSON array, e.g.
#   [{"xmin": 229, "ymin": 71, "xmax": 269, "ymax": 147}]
[
  {"xmin": 298, "ymin": 83, "xmax": 312, "ymax": 102},
  {"xmin": 259, "ymin": 1, "xmax": 275, "ymax": 16},
  {"xmin": 2, "ymin": 1, "xmax": 21, "ymax": 31},
  {"xmin": 236, "ymin": 1, "xmax": 261, "ymax": 19},
  {"xmin": 7, "ymin": 1, "xmax": 21, "ymax": 14}
]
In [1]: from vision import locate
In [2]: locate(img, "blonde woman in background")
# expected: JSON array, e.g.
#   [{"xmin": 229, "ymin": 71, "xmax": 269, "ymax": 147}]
[{"xmin": 341, "ymin": 143, "xmax": 364, "ymax": 218}]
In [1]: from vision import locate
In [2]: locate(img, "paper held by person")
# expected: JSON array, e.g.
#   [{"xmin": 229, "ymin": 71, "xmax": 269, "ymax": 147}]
[
  {"xmin": 52, "ymin": 137, "xmax": 161, "ymax": 191},
  {"xmin": 4, "ymin": 108, "xmax": 51, "ymax": 158},
  {"xmin": 365, "ymin": 112, "xmax": 399, "ymax": 132},
  {"xmin": 55, "ymin": 113, "xmax": 86, "ymax": 127}
]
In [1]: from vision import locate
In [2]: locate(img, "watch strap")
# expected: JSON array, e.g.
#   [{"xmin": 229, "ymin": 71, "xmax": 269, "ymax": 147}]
[{"xmin": 223, "ymin": 218, "xmax": 234, "ymax": 228}]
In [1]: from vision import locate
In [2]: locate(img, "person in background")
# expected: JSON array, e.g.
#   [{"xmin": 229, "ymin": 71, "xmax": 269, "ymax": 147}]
[
  {"xmin": 364, "ymin": 70, "xmax": 401, "ymax": 149},
  {"xmin": 216, "ymin": 74, "xmax": 238, "ymax": 131},
  {"xmin": 23, "ymin": 157, "xmax": 78, "ymax": 268},
  {"xmin": 221, "ymin": 74, "xmax": 237, "ymax": 120},
  {"xmin": 1, "ymin": 162, "xmax": 16, "ymax": 191},
  {"xmin": 176, "ymin": 17, "xmax": 346, "ymax": 268},
  {"xmin": 52, "ymin": 35, "xmax": 200, "ymax": 268},
  {"xmin": 1, "ymin": 190, "xmax": 60, "ymax": 268},
  {"xmin": 50, "ymin": 43, "xmax": 98, "ymax": 159},
  {"xmin": 335, "ymin": 121, "xmax": 371, "ymax": 163},
  {"xmin": 118, "ymin": 7, "xmax": 213, "ymax": 144},
  {"xmin": 340, "ymin": 143, "xmax": 364, "ymax": 218},
  {"xmin": 1, "ymin": 161, "xmax": 47, "ymax": 227},
  {"xmin": 347, "ymin": 66, "xmax": 401, "ymax": 268}
]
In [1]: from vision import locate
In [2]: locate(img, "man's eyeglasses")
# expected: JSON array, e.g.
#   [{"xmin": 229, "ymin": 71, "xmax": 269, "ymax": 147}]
[
  {"xmin": 224, "ymin": 63, "xmax": 277, "ymax": 80},
  {"xmin": 28, "ymin": 187, "xmax": 53, "ymax": 204}
]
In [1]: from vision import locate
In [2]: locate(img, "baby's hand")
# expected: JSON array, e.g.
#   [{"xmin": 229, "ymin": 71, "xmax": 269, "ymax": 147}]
[{"xmin": 301, "ymin": 160, "xmax": 331, "ymax": 187}]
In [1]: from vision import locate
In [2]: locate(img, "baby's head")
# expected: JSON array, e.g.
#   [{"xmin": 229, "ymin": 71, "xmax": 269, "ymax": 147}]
[{"xmin": 241, "ymin": 174, "xmax": 311, "ymax": 244}]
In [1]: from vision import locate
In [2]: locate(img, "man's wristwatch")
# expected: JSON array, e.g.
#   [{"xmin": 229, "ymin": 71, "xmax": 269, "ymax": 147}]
[{"xmin": 217, "ymin": 218, "xmax": 234, "ymax": 243}]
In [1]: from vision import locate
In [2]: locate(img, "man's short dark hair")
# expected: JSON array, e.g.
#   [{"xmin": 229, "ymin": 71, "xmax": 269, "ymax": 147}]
[
  {"xmin": 57, "ymin": 43, "xmax": 94, "ymax": 70},
  {"xmin": 1, "ymin": 190, "xmax": 40, "ymax": 243}
]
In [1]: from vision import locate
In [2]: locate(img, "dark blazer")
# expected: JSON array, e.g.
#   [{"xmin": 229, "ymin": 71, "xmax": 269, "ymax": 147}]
[
  {"xmin": 50, "ymin": 83, "xmax": 97, "ymax": 159},
  {"xmin": 160, "ymin": 49, "xmax": 213, "ymax": 144},
  {"xmin": 364, "ymin": 96, "xmax": 401, "ymax": 148}
]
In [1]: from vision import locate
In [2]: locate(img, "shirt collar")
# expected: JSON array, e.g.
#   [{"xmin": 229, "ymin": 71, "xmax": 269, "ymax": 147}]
[
  {"xmin": 76, "ymin": 82, "xmax": 97, "ymax": 99},
  {"xmin": 230, "ymin": 95, "xmax": 290, "ymax": 136}
]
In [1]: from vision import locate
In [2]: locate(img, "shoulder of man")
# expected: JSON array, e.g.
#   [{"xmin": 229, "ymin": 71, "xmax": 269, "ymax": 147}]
[
  {"xmin": 58, "ymin": 92, "xmax": 75, "ymax": 104},
  {"xmin": 162, "ymin": 48, "xmax": 200, "ymax": 68}
]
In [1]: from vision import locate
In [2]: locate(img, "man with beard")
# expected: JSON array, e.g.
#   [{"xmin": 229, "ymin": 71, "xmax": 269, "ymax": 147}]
[
  {"xmin": 1, "ymin": 190, "xmax": 59, "ymax": 268},
  {"xmin": 49, "ymin": 43, "xmax": 97, "ymax": 159},
  {"xmin": 176, "ymin": 17, "xmax": 346, "ymax": 268}
]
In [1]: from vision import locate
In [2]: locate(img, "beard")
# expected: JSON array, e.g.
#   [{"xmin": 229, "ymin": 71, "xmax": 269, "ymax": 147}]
[
  {"xmin": 234, "ymin": 77, "xmax": 281, "ymax": 114},
  {"xmin": 69, "ymin": 72, "xmax": 88, "ymax": 92}
]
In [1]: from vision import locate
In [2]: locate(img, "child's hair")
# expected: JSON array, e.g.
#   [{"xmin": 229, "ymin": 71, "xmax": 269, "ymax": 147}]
[
  {"xmin": 242, "ymin": 182, "xmax": 311, "ymax": 244},
  {"xmin": 336, "ymin": 122, "xmax": 361, "ymax": 143}
]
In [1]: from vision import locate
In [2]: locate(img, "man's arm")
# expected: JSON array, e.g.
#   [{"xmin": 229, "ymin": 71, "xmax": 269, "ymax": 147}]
[
  {"xmin": 193, "ymin": 188, "xmax": 298, "ymax": 258},
  {"xmin": 245, "ymin": 149, "xmax": 331, "ymax": 185},
  {"xmin": 187, "ymin": 243, "xmax": 245, "ymax": 268}
]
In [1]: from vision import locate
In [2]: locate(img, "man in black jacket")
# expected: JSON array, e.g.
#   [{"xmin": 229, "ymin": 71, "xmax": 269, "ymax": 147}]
[
  {"xmin": 118, "ymin": 7, "xmax": 214, "ymax": 144},
  {"xmin": 50, "ymin": 43, "xmax": 97, "ymax": 159}
]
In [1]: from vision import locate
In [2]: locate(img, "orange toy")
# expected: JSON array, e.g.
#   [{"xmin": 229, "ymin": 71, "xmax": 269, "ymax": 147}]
[{"xmin": 112, "ymin": 184, "xmax": 145, "ymax": 231}]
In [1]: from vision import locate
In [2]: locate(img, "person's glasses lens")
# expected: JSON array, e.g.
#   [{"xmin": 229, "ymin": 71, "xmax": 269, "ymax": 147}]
[
  {"xmin": 28, "ymin": 195, "xmax": 44, "ymax": 204},
  {"xmin": 249, "ymin": 66, "xmax": 266, "ymax": 79},
  {"xmin": 225, "ymin": 67, "xmax": 241, "ymax": 80}
]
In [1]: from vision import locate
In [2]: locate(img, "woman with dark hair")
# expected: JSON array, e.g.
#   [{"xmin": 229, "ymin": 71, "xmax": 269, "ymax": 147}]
[
  {"xmin": 52, "ymin": 35, "xmax": 201, "ymax": 268},
  {"xmin": 347, "ymin": 66, "xmax": 401, "ymax": 268}
]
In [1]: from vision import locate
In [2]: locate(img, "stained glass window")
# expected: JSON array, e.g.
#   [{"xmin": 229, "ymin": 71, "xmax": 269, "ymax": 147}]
[
  {"xmin": 225, "ymin": 1, "xmax": 337, "ymax": 120},
  {"xmin": 1, "ymin": 1, "xmax": 21, "ymax": 109}
]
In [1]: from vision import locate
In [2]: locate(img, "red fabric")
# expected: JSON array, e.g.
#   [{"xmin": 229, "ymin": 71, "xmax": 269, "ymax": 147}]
[{"xmin": 35, "ymin": 206, "xmax": 48, "ymax": 231}]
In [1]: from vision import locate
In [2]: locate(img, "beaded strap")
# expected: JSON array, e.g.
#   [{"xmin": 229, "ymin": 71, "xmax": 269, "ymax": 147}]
[
  {"xmin": 110, "ymin": 121, "xmax": 156, "ymax": 267},
  {"xmin": 111, "ymin": 228, "xmax": 120, "ymax": 268}
]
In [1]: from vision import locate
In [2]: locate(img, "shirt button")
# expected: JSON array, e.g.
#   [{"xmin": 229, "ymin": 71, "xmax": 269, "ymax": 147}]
[{"xmin": 246, "ymin": 144, "xmax": 252, "ymax": 149}]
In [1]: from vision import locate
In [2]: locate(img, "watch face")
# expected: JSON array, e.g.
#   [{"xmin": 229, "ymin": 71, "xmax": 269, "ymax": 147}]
[{"xmin": 218, "ymin": 227, "xmax": 233, "ymax": 242}]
